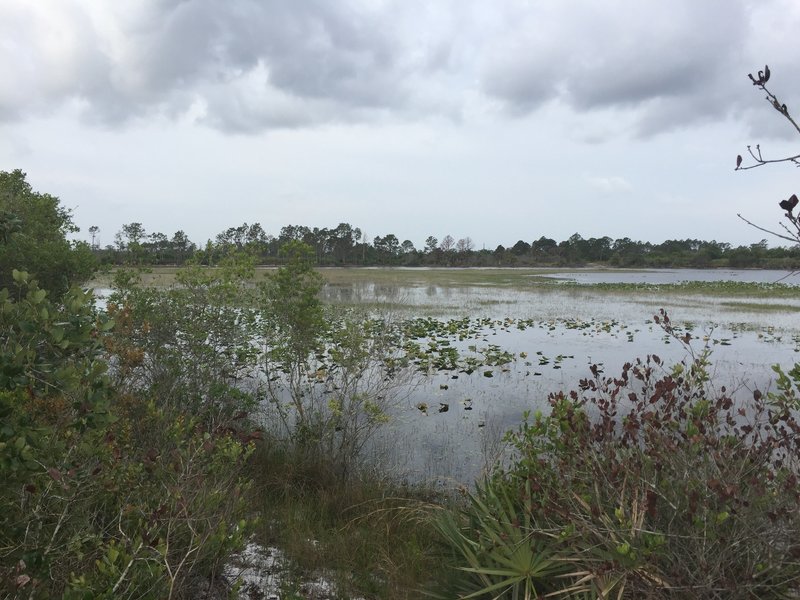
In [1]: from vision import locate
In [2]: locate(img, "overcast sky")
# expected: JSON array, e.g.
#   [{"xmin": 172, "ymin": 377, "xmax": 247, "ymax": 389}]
[{"xmin": 2, "ymin": 0, "xmax": 800, "ymax": 250}]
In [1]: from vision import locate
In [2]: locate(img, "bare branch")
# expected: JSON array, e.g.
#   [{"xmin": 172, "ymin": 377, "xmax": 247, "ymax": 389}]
[
  {"xmin": 113, "ymin": 540, "xmax": 144, "ymax": 594},
  {"xmin": 779, "ymin": 219, "xmax": 800, "ymax": 240},
  {"xmin": 735, "ymin": 155, "xmax": 800, "ymax": 171},
  {"xmin": 760, "ymin": 83, "xmax": 800, "ymax": 136},
  {"xmin": 736, "ymin": 68, "xmax": 800, "ymax": 170},
  {"xmin": 736, "ymin": 214, "xmax": 798, "ymax": 243},
  {"xmin": 736, "ymin": 66, "xmax": 800, "ymax": 246}
]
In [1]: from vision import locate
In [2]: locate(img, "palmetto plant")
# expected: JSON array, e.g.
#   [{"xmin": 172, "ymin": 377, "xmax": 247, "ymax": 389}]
[{"xmin": 435, "ymin": 478, "xmax": 599, "ymax": 600}]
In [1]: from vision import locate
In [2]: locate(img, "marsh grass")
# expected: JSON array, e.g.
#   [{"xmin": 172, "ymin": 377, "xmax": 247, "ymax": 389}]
[
  {"xmin": 246, "ymin": 442, "xmax": 454, "ymax": 599},
  {"xmin": 719, "ymin": 300, "xmax": 800, "ymax": 312},
  {"xmin": 579, "ymin": 279, "xmax": 800, "ymax": 298},
  {"xmin": 92, "ymin": 266, "xmax": 800, "ymax": 301}
]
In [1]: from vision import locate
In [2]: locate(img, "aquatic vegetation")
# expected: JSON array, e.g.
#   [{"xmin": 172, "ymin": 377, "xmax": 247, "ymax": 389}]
[
  {"xmin": 437, "ymin": 313, "xmax": 800, "ymax": 598},
  {"xmin": 556, "ymin": 279, "xmax": 800, "ymax": 297}
]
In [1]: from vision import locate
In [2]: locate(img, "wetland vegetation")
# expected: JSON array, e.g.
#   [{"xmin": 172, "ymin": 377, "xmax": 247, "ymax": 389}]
[{"xmin": 3, "ymin": 164, "xmax": 800, "ymax": 599}]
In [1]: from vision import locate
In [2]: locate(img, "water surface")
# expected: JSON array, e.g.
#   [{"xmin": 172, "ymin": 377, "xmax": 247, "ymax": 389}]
[{"xmin": 323, "ymin": 268, "xmax": 800, "ymax": 483}]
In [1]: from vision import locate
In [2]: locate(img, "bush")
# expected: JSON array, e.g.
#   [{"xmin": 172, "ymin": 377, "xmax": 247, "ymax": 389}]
[
  {"xmin": 439, "ymin": 311, "xmax": 800, "ymax": 599},
  {"xmin": 106, "ymin": 255, "xmax": 261, "ymax": 423},
  {"xmin": 0, "ymin": 273, "xmax": 253, "ymax": 599},
  {"xmin": 259, "ymin": 242, "xmax": 415, "ymax": 480}
]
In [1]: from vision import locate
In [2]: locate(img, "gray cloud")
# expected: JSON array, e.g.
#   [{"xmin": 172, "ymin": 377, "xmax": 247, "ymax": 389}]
[
  {"xmin": 0, "ymin": 2, "xmax": 109, "ymax": 119},
  {"xmin": 133, "ymin": 1, "xmax": 403, "ymax": 105},
  {"xmin": 2, "ymin": 0, "xmax": 800, "ymax": 138},
  {"xmin": 478, "ymin": 0, "xmax": 800, "ymax": 138},
  {"xmin": 0, "ymin": 0, "xmax": 424, "ymax": 131}
]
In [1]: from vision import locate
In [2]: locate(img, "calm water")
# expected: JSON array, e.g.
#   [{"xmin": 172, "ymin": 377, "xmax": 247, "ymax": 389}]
[
  {"xmin": 96, "ymin": 269, "xmax": 800, "ymax": 484},
  {"xmin": 323, "ymin": 269, "xmax": 800, "ymax": 484},
  {"xmin": 322, "ymin": 270, "xmax": 800, "ymax": 329}
]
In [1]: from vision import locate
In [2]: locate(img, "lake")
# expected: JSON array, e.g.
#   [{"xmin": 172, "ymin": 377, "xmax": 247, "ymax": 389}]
[
  {"xmin": 317, "ymin": 268, "xmax": 800, "ymax": 484},
  {"xmin": 94, "ymin": 267, "xmax": 800, "ymax": 484}
]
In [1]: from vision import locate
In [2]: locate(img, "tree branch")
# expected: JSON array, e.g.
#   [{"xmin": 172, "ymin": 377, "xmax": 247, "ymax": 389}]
[
  {"xmin": 736, "ymin": 214, "xmax": 798, "ymax": 244},
  {"xmin": 736, "ymin": 70, "xmax": 800, "ymax": 171},
  {"xmin": 735, "ymin": 145, "xmax": 800, "ymax": 170},
  {"xmin": 735, "ymin": 66, "xmax": 800, "ymax": 247},
  {"xmin": 761, "ymin": 82, "xmax": 800, "ymax": 136}
]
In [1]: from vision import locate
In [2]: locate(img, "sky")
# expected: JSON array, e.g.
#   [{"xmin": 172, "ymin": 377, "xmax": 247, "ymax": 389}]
[{"xmin": 2, "ymin": 0, "xmax": 800, "ymax": 251}]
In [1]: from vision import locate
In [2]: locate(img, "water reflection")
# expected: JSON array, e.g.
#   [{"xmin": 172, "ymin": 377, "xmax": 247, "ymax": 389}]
[
  {"xmin": 322, "ymin": 269, "xmax": 800, "ymax": 484},
  {"xmin": 374, "ymin": 284, "xmax": 399, "ymax": 298},
  {"xmin": 324, "ymin": 275, "xmax": 800, "ymax": 331},
  {"xmin": 543, "ymin": 268, "xmax": 800, "ymax": 285},
  {"xmin": 374, "ymin": 317, "xmax": 798, "ymax": 484}
]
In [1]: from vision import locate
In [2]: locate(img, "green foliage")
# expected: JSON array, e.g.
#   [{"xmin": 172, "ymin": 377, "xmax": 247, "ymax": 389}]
[
  {"xmin": 769, "ymin": 362, "xmax": 800, "ymax": 410},
  {"xmin": 435, "ymin": 479, "xmax": 576, "ymax": 599},
  {"xmin": 0, "ymin": 276, "xmax": 111, "ymax": 595},
  {"xmin": 61, "ymin": 403, "xmax": 252, "ymax": 600},
  {"xmin": 259, "ymin": 242, "xmax": 414, "ymax": 478},
  {"xmin": 0, "ymin": 272, "xmax": 112, "ymax": 480},
  {"xmin": 439, "ymin": 314, "xmax": 800, "ymax": 598},
  {"xmin": 262, "ymin": 240, "xmax": 326, "ymax": 359},
  {"xmin": 0, "ymin": 170, "xmax": 96, "ymax": 297},
  {"xmin": 107, "ymin": 254, "xmax": 261, "ymax": 421},
  {"xmin": 1, "ymin": 273, "xmax": 253, "ymax": 598}
]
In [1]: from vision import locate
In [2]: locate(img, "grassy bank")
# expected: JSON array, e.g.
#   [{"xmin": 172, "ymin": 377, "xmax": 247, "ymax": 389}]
[{"xmin": 246, "ymin": 443, "xmax": 454, "ymax": 599}]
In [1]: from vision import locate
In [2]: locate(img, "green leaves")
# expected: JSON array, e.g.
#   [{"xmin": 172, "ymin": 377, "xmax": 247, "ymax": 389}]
[
  {"xmin": 1, "ymin": 276, "xmax": 254, "ymax": 597},
  {"xmin": 261, "ymin": 241, "xmax": 326, "ymax": 362},
  {"xmin": 1, "ymin": 170, "xmax": 97, "ymax": 296},
  {"xmin": 436, "ymin": 478, "xmax": 578, "ymax": 599},
  {"xmin": 1, "ymin": 280, "xmax": 112, "ymax": 398},
  {"xmin": 481, "ymin": 342, "xmax": 800, "ymax": 597}
]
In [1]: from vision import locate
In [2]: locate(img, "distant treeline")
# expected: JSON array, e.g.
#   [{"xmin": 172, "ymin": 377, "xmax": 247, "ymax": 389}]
[{"xmin": 92, "ymin": 221, "xmax": 800, "ymax": 269}]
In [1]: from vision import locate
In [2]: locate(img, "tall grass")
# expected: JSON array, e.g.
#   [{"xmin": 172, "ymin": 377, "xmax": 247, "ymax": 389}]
[{"xmin": 246, "ymin": 441, "xmax": 453, "ymax": 599}]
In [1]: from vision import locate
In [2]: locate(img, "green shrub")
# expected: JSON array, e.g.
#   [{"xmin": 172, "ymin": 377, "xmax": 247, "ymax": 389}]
[
  {"xmin": 106, "ymin": 256, "xmax": 261, "ymax": 422},
  {"xmin": 439, "ymin": 311, "xmax": 800, "ymax": 599},
  {"xmin": 259, "ymin": 242, "xmax": 414, "ymax": 480},
  {"xmin": 0, "ymin": 274, "xmax": 253, "ymax": 598}
]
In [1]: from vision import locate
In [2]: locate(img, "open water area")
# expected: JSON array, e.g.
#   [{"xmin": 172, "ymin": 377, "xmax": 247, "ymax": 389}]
[
  {"xmin": 322, "ymin": 268, "xmax": 800, "ymax": 484},
  {"xmin": 94, "ymin": 268, "xmax": 800, "ymax": 484}
]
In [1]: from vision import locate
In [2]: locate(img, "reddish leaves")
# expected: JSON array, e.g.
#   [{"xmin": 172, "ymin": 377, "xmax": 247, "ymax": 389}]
[{"xmin": 646, "ymin": 489, "xmax": 658, "ymax": 519}]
